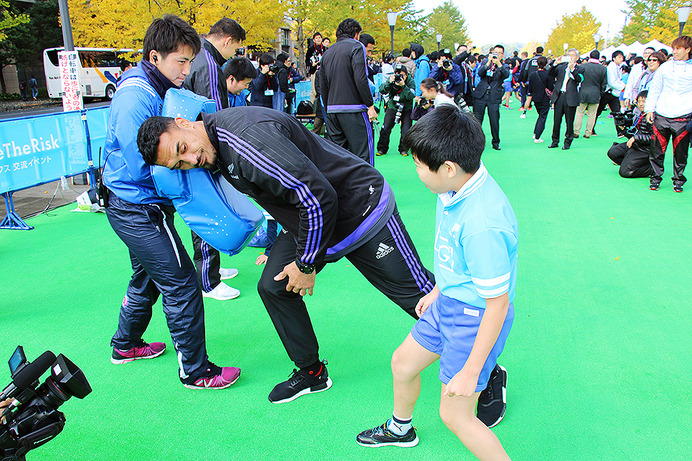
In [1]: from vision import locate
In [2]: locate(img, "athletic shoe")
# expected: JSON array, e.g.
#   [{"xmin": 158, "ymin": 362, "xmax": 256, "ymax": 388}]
[
  {"xmin": 203, "ymin": 282, "xmax": 240, "ymax": 300},
  {"xmin": 111, "ymin": 341, "xmax": 166, "ymax": 364},
  {"xmin": 674, "ymin": 185, "xmax": 683, "ymax": 193},
  {"xmin": 650, "ymin": 183, "xmax": 660, "ymax": 191},
  {"xmin": 548, "ymin": 143, "xmax": 559, "ymax": 148},
  {"xmin": 219, "ymin": 267, "xmax": 239, "ymax": 280},
  {"xmin": 268, "ymin": 361, "xmax": 332, "ymax": 404},
  {"xmin": 617, "ymin": 134, "xmax": 626, "ymax": 139},
  {"xmin": 573, "ymin": 134, "xmax": 580, "ymax": 138},
  {"xmin": 584, "ymin": 134, "xmax": 591, "ymax": 138},
  {"xmin": 519, "ymin": 113, "xmax": 526, "ymax": 119},
  {"xmin": 356, "ymin": 422, "xmax": 419, "ymax": 448},
  {"xmin": 399, "ymin": 151, "xmax": 409, "ymax": 156},
  {"xmin": 183, "ymin": 363, "xmax": 241, "ymax": 390},
  {"xmin": 534, "ymin": 138, "xmax": 544, "ymax": 143},
  {"xmin": 477, "ymin": 364, "xmax": 507, "ymax": 428},
  {"xmin": 376, "ymin": 151, "xmax": 387, "ymax": 156}
]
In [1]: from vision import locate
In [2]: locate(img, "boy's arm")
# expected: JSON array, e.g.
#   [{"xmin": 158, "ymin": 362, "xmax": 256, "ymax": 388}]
[{"xmin": 444, "ymin": 292, "xmax": 509, "ymax": 397}]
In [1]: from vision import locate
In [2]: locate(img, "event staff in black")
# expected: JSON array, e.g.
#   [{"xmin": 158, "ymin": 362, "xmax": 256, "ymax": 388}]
[
  {"xmin": 548, "ymin": 48, "xmax": 582, "ymax": 150},
  {"xmin": 472, "ymin": 44, "xmax": 510, "ymax": 150},
  {"xmin": 319, "ymin": 18, "xmax": 378, "ymax": 164},
  {"xmin": 136, "ymin": 106, "xmax": 435, "ymax": 405},
  {"xmin": 183, "ymin": 17, "xmax": 245, "ymax": 300}
]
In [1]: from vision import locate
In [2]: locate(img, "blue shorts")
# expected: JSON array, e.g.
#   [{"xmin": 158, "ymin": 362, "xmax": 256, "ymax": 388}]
[
  {"xmin": 503, "ymin": 81, "xmax": 513, "ymax": 93},
  {"xmin": 411, "ymin": 292, "xmax": 514, "ymax": 392}
]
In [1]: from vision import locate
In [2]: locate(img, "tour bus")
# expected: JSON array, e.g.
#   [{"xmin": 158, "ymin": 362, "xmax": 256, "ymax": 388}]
[{"xmin": 43, "ymin": 47, "xmax": 138, "ymax": 100}]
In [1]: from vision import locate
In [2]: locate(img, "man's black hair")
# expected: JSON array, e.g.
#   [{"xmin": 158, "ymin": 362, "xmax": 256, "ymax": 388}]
[
  {"xmin": 276, "ymin": 52, "xmax": 288, "ymax": 63},
  {"xmin": 633, "ymin": 56, "xmax": 644, "ymax": 65},
  {"xmin": 467, "ymin": 55, "xmax": 477, "ymax": 64},
  {"xmin": 536, "ymin": 46, "xmax": 544, "ymax": 54},
  {"xmin": 143, "ymin": 14, "xmax": 201, "ymax": 60},
  {"xmin": 137, "ymin": 116, "xmax": 177, "ymax": 166},
  {"xmin": 359, "ymin": 33, "xmax": 375, "ymax": 47},
  {"xmin": 428, "ymin": 51, "xmax": 439, "ymax": 61},
  {"xmin": 494, "ymin": 44, "xmax": 505, "ymax": 52},
  {"xmin": 537, "ymin": 56, "xmax": 548, "ymax": 68},
  {"xmin": 208, "ymin": 17, "xmax": 246, "ymax": 42},
  {"xmin": 402, "ymin": 105, "xmax": 485, "ymax": 174},
  {"xmin": 590, "ymin": 50, "xmax": 600, "ymax": 59},
  {"xmin": 259, "ymin": 53, "xmax": 275, "ymax": 67},
  {"xmin": 637, "ymin": 90, "xmax": 648, "ymax": 100},
  {"xmin": 612, "ymin": 50, "xmax": 624, "ymax": 60},
  {"xmin": 402, "ymin": 48, "xmax": 411, "ymax": 57},
  {"xmin": 440, "ymin": 49, "xmax": 453, "ymax": 59},
  {"xmin": 336, "ymin": 18, "xmax": 362, "ymax": 38},
  {"xmin": 119, "ymin": 59, "xmax": 131, "ymax": 71},
  {"xmin": 223, "ymin": 57, "xmax": 257, "ymax": 81}
]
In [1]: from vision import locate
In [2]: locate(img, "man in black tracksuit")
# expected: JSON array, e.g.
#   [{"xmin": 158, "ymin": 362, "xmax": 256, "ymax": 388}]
[
  {"xmin": 319, "ymin": 18, "xmax": 378, "ymax": 164},
  {"xmin": 184, "ymin": 18, "xmax": 246, "ymax": 300},
  {"xmin": 137, "ymin": 106, "xmax": 434, "ymax": 405}
]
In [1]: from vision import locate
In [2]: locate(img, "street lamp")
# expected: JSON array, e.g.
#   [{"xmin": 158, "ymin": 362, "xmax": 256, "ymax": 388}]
[
  {"xmin": 436, "ymin": 33, "xmax": 442, "ymax": 51},
  {"xmin": 677, "ymin": 5, "xmax": 691, "ymax": 37},
  {"xmin": 387, "ymin": 12, "xmax": 398, "ymax": 55},
  {"xmin": 593, "ymin": 33, "xmax": 601, "ymax": 51}
]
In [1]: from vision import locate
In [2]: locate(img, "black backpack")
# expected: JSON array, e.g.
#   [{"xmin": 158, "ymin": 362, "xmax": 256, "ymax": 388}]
[{"xmin": 296, "ymin": 100, "xmax": 314, "ymax": 115}]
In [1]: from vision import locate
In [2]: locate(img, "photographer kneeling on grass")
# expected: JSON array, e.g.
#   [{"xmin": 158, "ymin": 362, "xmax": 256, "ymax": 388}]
[
  {"xmin": 607, "ymin": 90, "xmax": 654, "ymax": 178},
  {"xmin": 376, "ymin": 64, "xmax": 415, "ymax": 157}
]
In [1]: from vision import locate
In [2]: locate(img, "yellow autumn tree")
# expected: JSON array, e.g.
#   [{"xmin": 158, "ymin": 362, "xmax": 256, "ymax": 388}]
[
  {"xmin": 545, "ymin": 7, "xmax": 601, "ymax": 56},
  {"xmin": 68, "ymin": 0, "xmax": 285, "ymax": 51}
]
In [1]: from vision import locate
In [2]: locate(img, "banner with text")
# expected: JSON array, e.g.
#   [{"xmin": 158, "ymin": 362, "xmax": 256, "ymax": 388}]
[{"xmin": 0, "ymin": 111, "xmax": 90, "ymax": 195}]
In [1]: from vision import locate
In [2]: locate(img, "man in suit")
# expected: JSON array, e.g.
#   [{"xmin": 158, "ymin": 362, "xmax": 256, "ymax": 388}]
[
  {"xmin": 574, "ymin": 50, "xmax": 607, "ymax": 139},
  {"xmin": 473, "ymin": 44, "xmax": 510, "ymax": 150},
  {"xmin": 548, "ymin": 48, "xmax": 581, "ymax": 150}
]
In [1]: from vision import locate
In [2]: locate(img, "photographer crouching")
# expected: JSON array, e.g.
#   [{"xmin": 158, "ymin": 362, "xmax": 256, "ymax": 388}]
[
  {"xmin": 607, "ymin": 90, "xmax": 654, "ymax": 178},
  {"xmin": 376, "ymin": 64, "xmax": 415, "ymax": 157}
]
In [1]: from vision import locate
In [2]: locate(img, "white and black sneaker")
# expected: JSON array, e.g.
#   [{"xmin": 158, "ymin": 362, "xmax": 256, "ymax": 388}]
[
  {"xmin": 268, "ymin": 361, "xmax": 332, "ymax": 404},
  {"xmin": 356, "ymin": 422, "xmax": 419, "ymax": 447},
  {"xmin": 476, "ymin": 364, "xmax": 507, "ymax": 427}
]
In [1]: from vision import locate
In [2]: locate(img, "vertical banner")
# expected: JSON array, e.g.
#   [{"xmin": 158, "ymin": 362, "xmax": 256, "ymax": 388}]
[
  {"xmin": 294, "ymin": 81, "xmax": 312, "ymax": 109},
  {"xmin": 58, "ymin": 50, "xmax": 83, "ymax": 112}
]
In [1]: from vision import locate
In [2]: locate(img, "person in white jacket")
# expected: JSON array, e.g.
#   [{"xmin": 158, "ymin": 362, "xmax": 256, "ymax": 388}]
[
  {"xmin": 597, "ymin": 50, "xmax": 627, "ymax": 136},
  {"xmin": 644, "ymin": 36, "xmax": 692, "ymax": 192}
]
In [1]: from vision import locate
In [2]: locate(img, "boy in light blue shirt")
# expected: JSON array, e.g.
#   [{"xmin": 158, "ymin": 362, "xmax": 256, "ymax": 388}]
[{"xmin": 357, "ymin": 106, "xmax": 516, "ymax": 460}]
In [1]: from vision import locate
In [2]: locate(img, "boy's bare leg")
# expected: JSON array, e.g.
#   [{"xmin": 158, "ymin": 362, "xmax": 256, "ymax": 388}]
[
  {"xmin": 439, "ymin": 386, "xmax": 511, "ymax": 461},
  {"xmin": 391, "ymin": 333, "xmax": 440, "ymax": 419}
]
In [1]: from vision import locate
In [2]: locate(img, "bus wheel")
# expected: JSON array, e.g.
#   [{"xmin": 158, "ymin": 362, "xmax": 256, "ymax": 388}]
[{"xmin": 105, "ymin": 85, "xmax": 116, "ymax": 100}]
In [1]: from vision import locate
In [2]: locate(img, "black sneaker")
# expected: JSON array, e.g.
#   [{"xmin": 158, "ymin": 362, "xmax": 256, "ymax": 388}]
[
  {"xmin": 356, "ymin": 422, "xmax": 418, "ymax": 448},
  {"xmin": 674, "ymin": 185, "xmax": 683, "ymax": 193},
  {"xmin": 268, "ymin": 361, "xmax": 332, "ymax": 404},
  {"xmin": 650, "ymin": 183, "xmax": 660, "ymax": 191},
  {"xmin": 476, "ymin": 364, "xmax": 507, "ymax": 428}
]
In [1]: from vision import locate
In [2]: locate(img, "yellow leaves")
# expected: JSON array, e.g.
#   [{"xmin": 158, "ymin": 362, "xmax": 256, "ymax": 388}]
[{"xmin": 545, "ymin": 7, "xmax": 601, "ymax": 56}]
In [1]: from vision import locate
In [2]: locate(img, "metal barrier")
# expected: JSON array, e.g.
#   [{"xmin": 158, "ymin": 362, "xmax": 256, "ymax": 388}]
[{"xmin": 0, "ymin": 106, "xmax": 109, "ymax": 230}]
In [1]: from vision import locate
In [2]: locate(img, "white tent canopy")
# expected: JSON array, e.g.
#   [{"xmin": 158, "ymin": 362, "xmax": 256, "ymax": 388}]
[{"xmin": 580, "ymin": 40, "xmax": 673, "ymax": 60}]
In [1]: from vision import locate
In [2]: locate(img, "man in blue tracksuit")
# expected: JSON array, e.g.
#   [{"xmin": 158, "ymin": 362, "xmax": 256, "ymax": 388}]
[
  {"xmin": 411, "ymin": 44, "xmax": 430, "ymax": 97},
  {"xmin": 103, "ymin": 15, "xmax": 240, "ymax": 389}
]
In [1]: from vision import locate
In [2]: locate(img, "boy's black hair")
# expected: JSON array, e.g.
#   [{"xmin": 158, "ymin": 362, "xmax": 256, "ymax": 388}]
[
  {"xmin": 208, "ymin": 17, "xmax": 246, "ymax": 42},
  {"xmin": 402, "ymin": 48, "xmax": 411, "ymax": 57},
  {"xmin": 313, "ymin": 32, "xmax": 322, "ymax": 39},
  {"xmin": 359, "ymin": 33, "xmax": 375, "ymax": 47},
  {"xmin": 223, "ymin": 57, "xmax": 257, "ymax": 81},
  {"xmin": 143, "ymin": 15, "xmax": 201, "ymax": 60},
  {"xmin": 402, "ymin": 105, "xmax": 485, "ymax": 173},
  {"xmin": 137, "ymin": 116, "xmax": 177, "ymax": 166},
  {"xmin": 336, "ymin": 18, "xmax": 362, "ymax": 38},
  {"xmin": 467, "ymin": 55, "xmax": 477, "ymax": 64},
  {"xmin": 637, "ymin": 90, "xmax": 648, "ymax": 100},
  {"xmin": 428, "ymin": 51, "xmax": 439, "ymax": 61},
  {"xmin": 259, "ymin": 53, "xmax": 275, "ymax": 67}
]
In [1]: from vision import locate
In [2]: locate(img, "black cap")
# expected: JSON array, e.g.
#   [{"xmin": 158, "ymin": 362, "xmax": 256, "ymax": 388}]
[{"xmin": 395, "ymin": 64, "xmax": 408, "ymax": 73}]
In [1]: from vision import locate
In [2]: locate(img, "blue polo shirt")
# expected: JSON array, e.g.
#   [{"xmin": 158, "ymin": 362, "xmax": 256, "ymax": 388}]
[{"xmin": 434, "ymin": 162, "xmax": 518, "ymax": 308}]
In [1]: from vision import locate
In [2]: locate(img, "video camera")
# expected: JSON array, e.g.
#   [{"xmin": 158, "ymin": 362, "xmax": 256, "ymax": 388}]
[{"xmin": 0, "ymin": 346, "xmax": 91, "ymax": 461}]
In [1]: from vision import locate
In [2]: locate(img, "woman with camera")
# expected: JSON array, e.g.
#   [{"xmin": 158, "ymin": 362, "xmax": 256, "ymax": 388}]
[{"xmin": 376, "ymin": 64, "xmax": 415, "ymax": 157}]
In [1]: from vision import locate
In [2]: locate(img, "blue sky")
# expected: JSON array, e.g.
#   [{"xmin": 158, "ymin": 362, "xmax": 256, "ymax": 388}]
[{"xmin": 411, "ymin": 0, "xmax": 629, "ymax": 46}]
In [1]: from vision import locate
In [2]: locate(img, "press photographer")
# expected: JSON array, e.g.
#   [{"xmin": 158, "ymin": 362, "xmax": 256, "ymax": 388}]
[
  {"xmin": 0, "ymin": 346, "xmax": 91, "ymax": 461},
  {"xmin": 429, "ymin": 49, "xmax": 465, "ymax": 100},
  {"xmin": 607, "ymin": 90, "xmax": 654, "ymax": 178},
  {"xmin": 376, "ymin": 64, "xmax": 415, "ymax": 157}
]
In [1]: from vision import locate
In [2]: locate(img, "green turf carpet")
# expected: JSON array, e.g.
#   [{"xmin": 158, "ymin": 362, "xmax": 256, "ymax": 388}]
[{"xmin": 1, "ymin": 103, "xmax": 690, "ymax": 460}]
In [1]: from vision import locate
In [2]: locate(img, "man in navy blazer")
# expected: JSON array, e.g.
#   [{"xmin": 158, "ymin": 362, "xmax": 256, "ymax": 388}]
[
  {"xmin": 472, "ymin": 45, "xmax": 510, "ymax": 150},
  {"xmin": 548, "ymin": 48, "xmax": 582, "ymax": 150}
]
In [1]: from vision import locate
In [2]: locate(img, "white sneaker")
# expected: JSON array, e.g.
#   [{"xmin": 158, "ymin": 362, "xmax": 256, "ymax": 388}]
[
  {"xmin": 520, "ymin": 113, "xmax": 526, "ymax": 119},
  {"xmin": 203, "ymin": 283, "xmax": 240, "ymax": 301},
  {"xmin": 219, "ymin": 267, "xmax": 239, "ymax": 280},
  {"xmin": 534, "ymin": 138, "xmax": 544, "ymax": 143}
]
